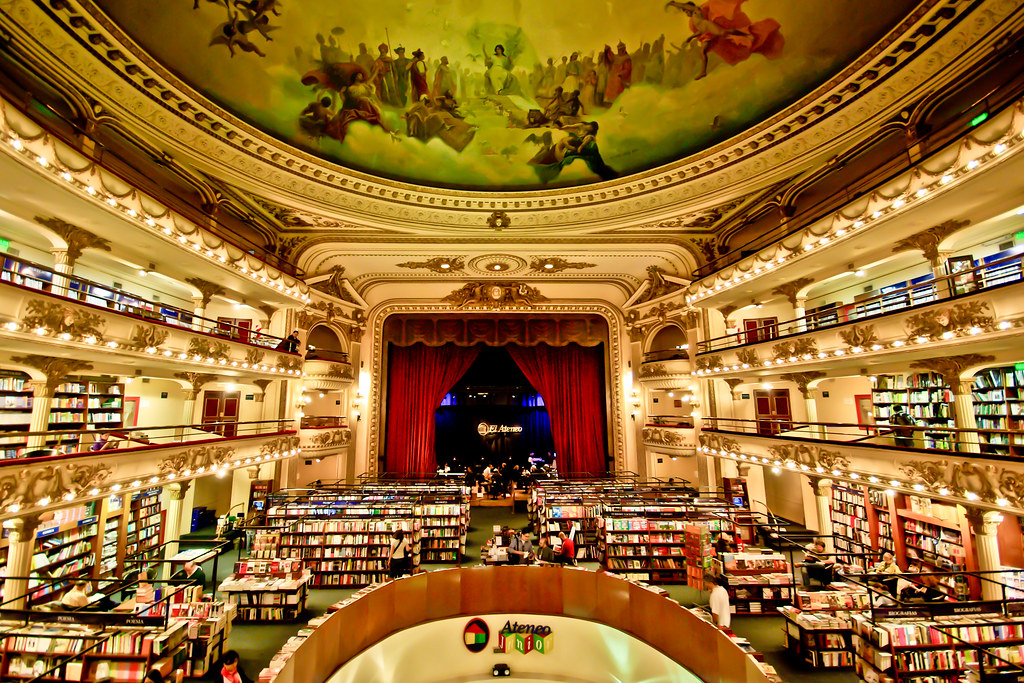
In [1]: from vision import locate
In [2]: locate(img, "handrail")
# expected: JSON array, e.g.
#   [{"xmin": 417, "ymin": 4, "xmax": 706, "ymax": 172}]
[
  {"xmin": 305, "ymin": 348, "xmax": 350, "ymax": 363},
  {"xmin": 264, "ymin": 566, "xmax": 775, "ymax": 683},
  {"xmin": 703, "ymin": 416, "xmax": 1022, "ymax": 455},
  {"xmin": 641, "ymin": 348, "xmax": 690, "ymax": 363},
  {"xmin": 692, "ymin": 61, "xmax": 1024, "ymax": 278},
  {"xmin": 300, "ymin": 416, "xmax": 348, "ymax": 429},
  {"xmin": 0, "ymin": 251, "xmax": 297, "ymax": 351},
  {"xmin": 0, "ymin": 419, "xmax": 295, "ymax": 462},
  {"xmin": 696, "ymin": 250, "xmax": 1024, "ymax": 353}
]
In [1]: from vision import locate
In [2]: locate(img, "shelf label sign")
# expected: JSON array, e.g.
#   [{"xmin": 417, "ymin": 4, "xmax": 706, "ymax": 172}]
[{"xmin": 495, "ymin": 620, "xmax": 553, "ymax": 655}]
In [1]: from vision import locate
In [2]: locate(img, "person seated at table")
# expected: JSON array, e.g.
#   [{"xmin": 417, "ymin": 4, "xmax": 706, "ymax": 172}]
[
  {"xmin": 904, "ymin": 572, "xmax": 948, "ymax": 602},
  {"xmin": 557, "ymin": 531, "xmax": 577, "ymax": 565},
  {"xmin": 535, "ymin": 536, "xmax": 557, "ymax": 564},
  {"xmin": 801, "ymin": 540, "xmax": 841, "ymax": 585},
  {"xmin": 897, "ymin": 561, "xmax": 923, "ymax": 599},
  {"xmin": 171, "ymin": 560, "xmax": 206, "ymax": 591},
  {"xmin": 714, "ymin": 532, "xmax": 736, "ymax": 555},
  {"xmin": 61, "ymin": 580, "xmax": 91, "ymax": 609},
  {"xmin": 871, "ymin": 551, "xmax": 902, "ymax": 596},
  {"xmin": 867, "ymin": 580, "xmax": 897, "ymax": 607}
]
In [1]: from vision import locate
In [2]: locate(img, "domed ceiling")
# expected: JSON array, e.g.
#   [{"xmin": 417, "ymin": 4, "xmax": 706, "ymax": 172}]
[{"xmin": 95, "ymin": 0, "xmax": 917, "ymax": 191}]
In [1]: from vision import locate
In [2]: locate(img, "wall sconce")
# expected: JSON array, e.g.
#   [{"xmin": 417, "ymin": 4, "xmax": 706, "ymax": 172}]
[
  {"xmin": 629, "ymin": 391, "xmax": 641, "ymax": 421},
  {"xmin": 353, "ymin": 392, "xmax": 364, "ymax": 421}
]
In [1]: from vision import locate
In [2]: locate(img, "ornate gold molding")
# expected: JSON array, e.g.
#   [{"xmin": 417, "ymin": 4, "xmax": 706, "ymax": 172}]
[
  {"xmin": 893, "ymin": 219, "xmax": 971, "ymax": 266},
  {"xmin": 780, "ymin": 371, "xmax": 826, "ymax": 398},
  {"xmin": 904, "ymin": 301, "xmax": 993, "ymax": 339},
  {"xmin": 127, "ymin": 324, "xmax": 168, "ymax": 351},
  {"xmin": 909, "ymin": 354, "xmax": 996, "ymax": 388},
  {"xmin": 11, "ymin": 355, "xmax": 93, "ymax": 391},
  {"xmin": 771, "ymin": 338, "xmax": 818, "ymax": 362},
  {"xmin": 188, "ymin": 337, "xmax": 231, "ymax": 361},
  {"xmin": 642, "ymin": 427, "xmax": 692, "ymax": 449},
  {"xmin": 33, "ymin": 216, "xmax": 111, "ymax": 266},
  {"xmin": 184, "ymin": 278, "xmax": 226, "ymax": 308},
  {"xmin": 0, "ymin": 463, "xmax": 111, "ymax": 509},
  {"xmin": 528, "ymin": 257, "xmax": 596, "ymax": 274},
  {"xmin": 770, "ymin": 277, "xmax": 815, "ymax": 306},
  {"xmin": 695, "ymin": 355, "xmax": 723, "ymax": 372},
  {"xmin": 397, "ymin": 257, "xmax": 465, "ymax": 273},
  {"xmin": 736, "ymin": 348, "xmax": 759, "ymax": 366},
  {"xmin": 441, "ymin": 282, "xmax": 548, "ymax": 309},
  {"xmin": 838, "ymin": 324, "xmax": 878, "ymax": 349},
  {"xmin": 765, "ymin": 443, "xmax": 849, "ymax": 472},
  {"xmin": 174, "ymin": 372, "xmax": 217, "ymax": 401},
  {"xmin": 21, "ymin": 299, "xmax": 105, "ymax": 342},
  {"xmin": 310, "ymin": 429, "xmax": 352, "ymax": 449},
  {"xmin": 159, "ymin": 445, "xmax": 235, "ymax": 477}
]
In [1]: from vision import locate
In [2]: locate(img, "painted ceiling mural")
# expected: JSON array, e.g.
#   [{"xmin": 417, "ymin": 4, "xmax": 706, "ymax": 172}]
[{"xmin": 94, "ymin": 0, "xmax": 917, "ymax": 191}]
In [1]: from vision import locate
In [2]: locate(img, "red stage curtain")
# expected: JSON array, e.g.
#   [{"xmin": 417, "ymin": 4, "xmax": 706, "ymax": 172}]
[
  {"xmin": 507, "ymin": 343, "xmax": 607, "ymax": 475},
  {"xmin": 384, "ymin": 343, "xmax": 481, "ymax": 474}
]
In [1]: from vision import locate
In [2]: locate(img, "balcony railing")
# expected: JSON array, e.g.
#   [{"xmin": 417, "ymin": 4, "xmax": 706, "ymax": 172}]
[
  {"xmin": 0, "ymin": 419, "xmax": 294, "ymax": 462},
  {"xmin": 697, "ymin": 251, "xmax": 1024, "ymax": 353},
  {"xmin": 299, "ymin": 416, "xmax": 347, "ymax": 429},
  {"xmin": 702, "ymin": 417, "xmax": 1022, "ymax": 455},
  {"xmin": 304, "ymin": 348, "xmax": 349, "ymax": 363},
  {"xmin": 0, "ymin": 253, "xmax": 296, "ymax": 352},
  {"xmin": 641, "ymin": 348, "xmax": 690, "ymax": 363}
]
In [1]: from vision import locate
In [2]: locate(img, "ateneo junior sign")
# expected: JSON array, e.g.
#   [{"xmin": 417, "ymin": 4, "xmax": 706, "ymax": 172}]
[
  {"xmin": 477, "ymin": 422, "xmax": 524, "ymax": 436},
  {"xmin": 463, "ymin": 618, "xmax": 553, "ymax": 655}
]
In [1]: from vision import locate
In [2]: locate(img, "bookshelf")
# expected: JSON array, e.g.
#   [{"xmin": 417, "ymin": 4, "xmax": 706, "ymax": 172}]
[
  {"xmin": 270, "ymin": 502, "xmax": 420, "ymax": 587},
  {"xmin": 602, "ymin": 516, "xmax": 650, "ymax": 580},
  {"xmin": 831, "ymin": 484, "xmax": 872, "ymax": 569},
  {"xmin": 720, "ymin": 552, "xmax": 793, "ymax": 615},
  {"xmin": 851, "ymin": 612, "xmax": 1024, "ymax": 683},
  {"xmin": 778, "ymin": 586, "xmax": 871, "ymax": 669},
  {"xmin": 972, "ymin": 366, "xmax": 1024, "ymax": 455},
  {"xmin": 125, "ymin": 488, "xmax": 163, "ymax": 571},
  {"xmin": 168, "ymin": 601, "xmax": 234, "ymax": 678},
  {"xmin": 867, "ymin": 489, "xmax": 895, "ymax": 555},
  {"xmin": 218, "ymin": 558, "xmax": 309, "ymax": 622},
  {"xmin": 898, "ymin": 508, "xmax": 971, "ymax": 574},
  {"xmin": 872, "ymin": 373, "xmax": 954, "ymax": 449},
  {"xmin": 537, "ymin": 497, "xmax": 602, "ymax": 561},
  {"xmin": 28, "ymin": 505, "xmax": 100, "ymax": 605},
  {"xmin": 684, "ymin": 523, "xmax": 714, "ymax": 589},
  {"xmin": 249, "ymin": 479, "xmax": 272, "ymax": 513},
  {"xmin": 420, "ymin": 502, "xmax": 467, "ymax": 564}
]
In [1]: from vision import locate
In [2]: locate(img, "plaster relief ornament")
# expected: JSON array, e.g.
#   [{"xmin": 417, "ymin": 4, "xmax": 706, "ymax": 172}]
[
  {"xmin": 442, "ymin": 282, "xmax": 548, "ymax": 309},
  {"xmin": 21, "ymin": 300, "xmax": 106, "ymax": 342}
]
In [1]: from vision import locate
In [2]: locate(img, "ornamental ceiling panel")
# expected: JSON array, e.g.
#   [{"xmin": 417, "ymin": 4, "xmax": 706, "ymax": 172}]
[{"xmin": 91, "ymin": 0, "xmax": 917, "ymax": 191}]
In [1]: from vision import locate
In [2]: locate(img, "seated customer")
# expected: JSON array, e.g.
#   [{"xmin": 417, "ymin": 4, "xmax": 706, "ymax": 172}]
[
  {"xmin": 535, "ymin": 536, "xmax": 557, "ymax": 564},
  {"xmin": 802, "ymin": 540, "xmax": 840, "ymax": 586},
  {"xmin": 905, "ymin": 573, "xmax": 948, "ymax": 602},
  {"xmin": 557, "ymin": 531, "xmax": 577, "ymax": 566},
  {"xmin": 871, "ymin": 551, "xmax": 902, "ymax": 596},
  {"xmin": 60, "ymin": 580, "xmax": 91, "ymax": 609}
]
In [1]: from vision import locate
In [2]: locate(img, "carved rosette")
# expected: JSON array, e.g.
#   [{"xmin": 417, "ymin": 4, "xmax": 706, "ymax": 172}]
[
  {"xmin": 21, "ymin": 299, "xmax": 106, "ymax": 341},
  {"xmin": 0, "ymin": 463, "xmax": 112, "ymax": 510}
]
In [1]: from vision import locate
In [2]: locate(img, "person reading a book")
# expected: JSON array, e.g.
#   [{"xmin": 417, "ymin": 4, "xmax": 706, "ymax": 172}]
[
  {"xmin": 871, "ymin": 551, "xmax": 902, "ymax": 596},
  {"xmin": 801, "ymin": 540, "xmax": 841, "ymax": 586},
  {"xmin": 508, "ymin": 530, "xmax": 533, "ymax": 565},
  {"xmin": 61, "ymin": 580, "xmax": 90, "ymax": 608}
]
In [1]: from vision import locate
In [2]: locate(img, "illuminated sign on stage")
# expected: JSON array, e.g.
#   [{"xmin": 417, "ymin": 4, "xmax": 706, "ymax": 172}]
[{"xmin": 477, "ymin": 422, "xmax": 524, "ymax": 436}]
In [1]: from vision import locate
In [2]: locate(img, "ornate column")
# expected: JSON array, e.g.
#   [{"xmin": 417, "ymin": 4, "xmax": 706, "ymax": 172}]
[
  {"xmin": 50, "ymin": 248, "xmax": 72, "ymax": 298},
  {"xmin": 893, "ymin": 220, "xmax": 970, "ymax": 302},
  {"xmin": 771, "ymin": 278, "xmax": 814, "ymax": 332},
  {"xmin": 185, "ymin": 278, "xmax": 226, "ymax": 333},
  {"xmin": 2, "ymin": 514, "xmax": 42, "ymax": 609},
  {"xmin": 910, "ymin": 354, "xmax": 993, "ymax": 454},
  {"xmin": 12, "ymin": 356, "xmax": 93, "ymax": 451},
  {"xmin": 782, "ymin": 372, "xmax": 826, "ymax": 438},
  {"xmin": 253, "ymin": 379, "xmax": 274, "ymax": 433},
  {"xmin": 967, "ymin": 510, "xmax": 1004, "ymax": 601},
  {"xmin": 161, "ymin": 481, "xmax": 191, "ymax": 579},
  {"xmin": 174, "ymin": 372, "xmax": 217, "ymax": 433},
  {"xmin": 811, "ymin": 478, "xmax": 834, "ymax": 552}
]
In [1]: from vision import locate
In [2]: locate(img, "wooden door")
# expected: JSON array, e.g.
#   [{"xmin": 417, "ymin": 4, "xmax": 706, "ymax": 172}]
[
  {"xmin": 754, "ymin": 389, "xmax": 792, "ymax": 435},
  {"xmin": 216, "ymin": 317, "xmax": 252, "ymax": 343},
  {"xmin": 201, "ymin": 391, "xmax": 240, "ymax": 436},
  {"xmin": 742, "ymin": 318, "xmax": 779, "ymax": 344}
]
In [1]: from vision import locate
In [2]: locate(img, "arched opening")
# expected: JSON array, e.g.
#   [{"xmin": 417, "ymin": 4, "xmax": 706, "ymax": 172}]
[
  {"xmin": 645, "ymin": 325, "xmax": 689, "ymax": 362},
  {"xmin": 306, "ymin": 324, "xmax": 347, "ymax": 362}
]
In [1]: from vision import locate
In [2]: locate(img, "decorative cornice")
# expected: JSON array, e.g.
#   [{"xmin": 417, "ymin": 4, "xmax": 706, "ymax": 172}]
[
  {"xmin": 127, "ymin": 323, "xmax": 168, "ymax": 351},
  {"xmin": 21, "ymin": 299, "xmax": 105, "ymax": 342},
  {"xmin": 174, "ymin": 371, "xmax": 218, "ymax": 400},
  {"xmin": 184, "ymin": 277, "xmax": 226, "ymax": 308},
  {"xmin": 527, "ymin": 257, "xmax": 596, "ymax": 274},
  {"xmin": 771, "ymin": 338, "xmax": 819, "ymax": 363},
  {"xmin": 397, "ymin": 257, "xmax": 465, "ymax": 274},
  {"xmin": 771, "ymin": 277, "xmax": 815, "ymax": 306},
  {"xmin": 904, "ymin": 301, "xmax": 994, "ymax": 340},
  {"xmin": 159, "ymin": 445, "xmax": 235, "ymax": 477},
  {"xmin": 909, "ymin": 354, "xmax": 996, "ymax": 388},
  {"xmin": 0, "ymin": 463, "xmax": 111, "ymax": 509},
  {"xmin": 779, "ymin": 371, "xmax": 827, "ymax": 398}
]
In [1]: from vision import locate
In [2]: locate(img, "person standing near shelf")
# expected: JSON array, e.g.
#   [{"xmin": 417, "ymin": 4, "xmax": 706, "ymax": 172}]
[
  {"xmin": 704, "ymin": 573, "xmax": 731, "ymax": 629},
  {"xmin": 388, "ymin": 529, "xmax": 412, "ymax": 580},
  {"xmin": 508, "ymin": 529, "xmax": 533, "ymax": 565},
  {"xmin": 557, "ymin": 531, "xmax": 576, "ymax": 565},
  {"xmin": 890, "ymin": 405, "xmax": 917, "ymax": 447},
  {"xmin": 60, "ymin": 580, "xmax": 90, "ymax": 608}
]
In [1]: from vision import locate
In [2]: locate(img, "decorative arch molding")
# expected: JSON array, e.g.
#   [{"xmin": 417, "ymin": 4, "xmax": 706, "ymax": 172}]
[
  {"xmin": 365, "ymin": 303, "xmax": 628, "ymax": 477},
  {"xmin": 382, "ymin": 314, "xmax": 608, "ymax": 348},
  {"xmin": 642, "ymin": 321, "xmax": 688, "ymax": 354},
  {"xmin": 307, "ymin": 320, "xmax": 350, "ymax": 354}
]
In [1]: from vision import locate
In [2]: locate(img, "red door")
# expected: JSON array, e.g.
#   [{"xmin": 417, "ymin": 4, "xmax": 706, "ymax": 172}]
[
  {"xmin": 201, "ymin": 391, "xmax": 240, "ymax": 437},
  {"xmin": 754, "ymin": 389, "xmax": 793, "ymax": 435},
  {"xmin": 743, "ymin": 318, "xmax": 779, "ymax": 344},
  {"xmin": 217, "ymin": 317, "xmax": 252, "ymax": 343}
]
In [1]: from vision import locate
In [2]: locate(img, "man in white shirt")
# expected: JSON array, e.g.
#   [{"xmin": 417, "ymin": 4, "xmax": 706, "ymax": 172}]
[
  {"xmin": 704, "ymin": 573, "xmax": 731, "ymax": 629},
  {"xmin": 61, "ymin": 580, "xmax": 91, "ymax": 609}
]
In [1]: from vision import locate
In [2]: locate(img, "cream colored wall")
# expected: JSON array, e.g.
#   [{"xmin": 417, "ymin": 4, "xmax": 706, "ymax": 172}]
[
  {"xmin": 647, "ymin": 453, "xmax": 699, "ymax": 484},
  {"xmin": 124, "ymin": 378, "xmax": 186, "ymax": 429},
  {"xmin": 815, "ymin": 376, "xmax": 873, "ymax": 425},
  {"xmin": 763, "ymin": 469, "xmax": 806, "ymax": 525}
]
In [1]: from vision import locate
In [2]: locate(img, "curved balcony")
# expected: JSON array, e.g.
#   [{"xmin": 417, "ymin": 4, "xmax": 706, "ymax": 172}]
[
  {"xmin": 692, "ymin": 264, "xmax": 1024, "ymax": 379},
  {"xmin": 0, "ymin": 256, "xmax": 302, "ymax": 378},
  {"xmin": 302, "ymin": 359, "xmax": 355, "ymax": 391},
  {"xmin": 264, "ymin": 565, "xmax": 774, "ymax": 683},
  {"xmin": 637, "ymin": 359, "xmax": 692, "ymax": 390},
  {"xmin": 642, "ymin": 419, "xmax": 696, "ymax": 457},
  {"xmin": 0, "ymin": 420, "xmax": 298, "ymax": 522},
  {"xmin": 699, "ymin": 417, "xmax": 1024, "ymax": 514},
  {"xmin": 300, "ymin": 417, "xmax": 352, "ymax": 458}
]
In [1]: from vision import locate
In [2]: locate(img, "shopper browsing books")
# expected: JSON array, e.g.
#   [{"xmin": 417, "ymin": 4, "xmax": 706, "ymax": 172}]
[
  {"xmin": 704, "ymin": 573, "xmax": 731, "ymax": 629},
  {"xmin": 220, "ymin": 650, "xmax": 252, "ymax": 683},
  {"xmin": 557, "ymin": 531, "xmax": 576, "ymax": 565},
  {"xmin": 801, "ymin": 540, "xmax": 841, "ymax": 586},
  {"xmin": 388, "ymin": 529, "xmax": 412, "ymax": 579}
]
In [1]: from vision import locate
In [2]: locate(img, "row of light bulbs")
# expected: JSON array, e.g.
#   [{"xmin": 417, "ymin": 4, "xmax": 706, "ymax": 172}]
[
  {"xmin": 697, "ymin": 445, "xmax": 1012, "ymax": 508},
  {"xmin": 685, "ymin": 134, "xmax": 1017, "ymax": 305},
  {"xmin": 693, "ymin": 322, "xmax": 1014, "ymax": 376},
  {"xmin": 3, "ymin": 321, "xmax": 306, "ymax": 376},
  {"xmin": 6, "ymin": 448, "xmax": 300, "ymax": 515},
  {"xmin": 9, "ymin": 135, "xmax": 310, "ymax": 303}
]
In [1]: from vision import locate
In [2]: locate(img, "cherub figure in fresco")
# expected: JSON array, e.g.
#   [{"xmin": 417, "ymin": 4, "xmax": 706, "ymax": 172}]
[
  {"xmin": 526, "ymin": 122, "xmax": 617, "ymax": 184},
  {"xmin": 210, "ymin": 14, "xmax": 268, "ymax": 57},
  {"xmin": 665, "ymin": 0, "xmax": 783, "ymax": 80},
  {"xmin": 232, "ymin": 0, "xmax": 281, "ymax": 21}
]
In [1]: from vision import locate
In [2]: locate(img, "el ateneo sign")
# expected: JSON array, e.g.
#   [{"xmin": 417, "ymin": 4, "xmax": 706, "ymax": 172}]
[
  {"xmin": 477, "ymin": 422, "xmax": 524, "ymax": 436},
  {"xmin": 463, "ymin": 618, "xmax": 553, "ymax": 655}
]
